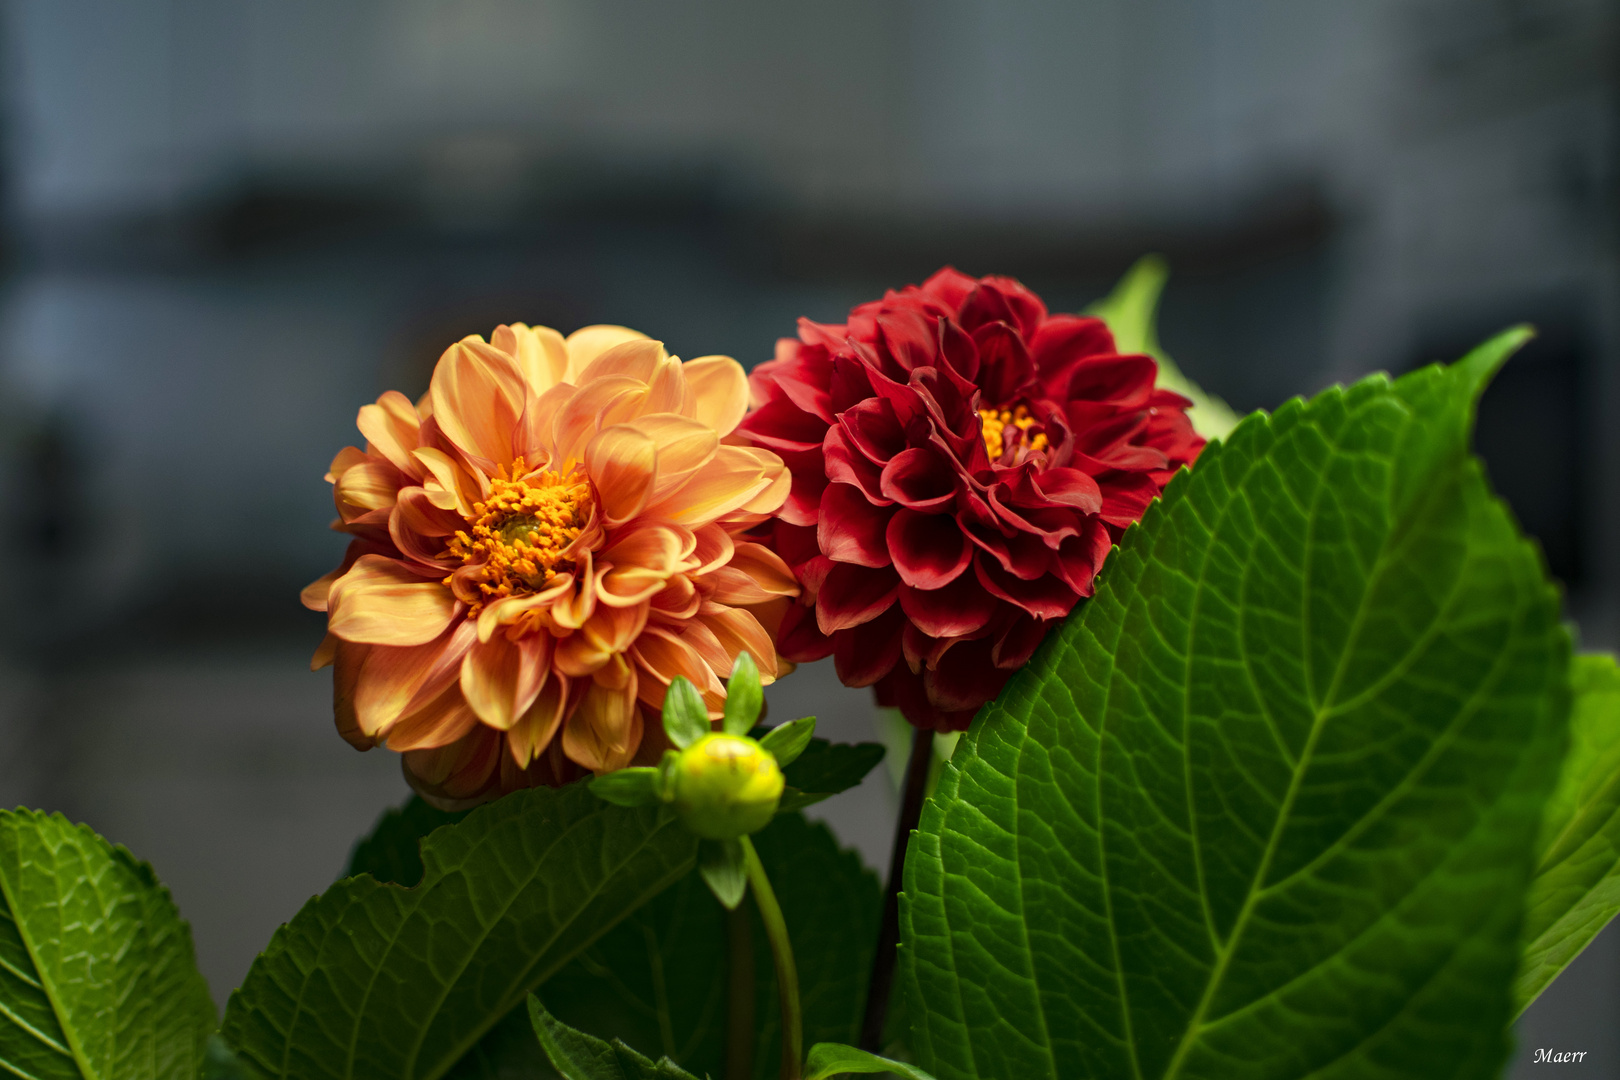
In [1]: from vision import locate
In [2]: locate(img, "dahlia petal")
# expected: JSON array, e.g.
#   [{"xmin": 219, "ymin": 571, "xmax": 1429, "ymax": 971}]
[
  {"xmin": 1099, "ymin": 473, "xmax": 1161, "ymax": 527},
  {"xmin": 839, "ymin": 397, "xmax": 908, "ymax": 463},
  {"xmin": 741, "ymin": 397, "xmax": 827, "ymax": 454},
  {"xmin": 973, "ymin": 553, "xmax": 1076, "ymax": 620},
  {"xmin": 460, "ymin": 632, "xmax": 553, "ymax": 730},
  {"xmin": 936, "ymin": 317, "xmax": 981, "ymax": 382},
  {"xmin": 600, "ymin": 525, "xmax": 685, "ymax": 604},
  {"xmin": 649, "ymin": 573, "xmax": 702, "ymax": 620},
  {"xmin": 550, "ymin": 549, "xmax": 597, "ymax": 629},
  {"xmin": 641, "ymin": 354, "xmax": 695, "ymax": 417},
  {"xmin": 335, "ymin": 459, "xmax": 406, "ymax": 519},
  {"xmin": 777, "ymin": 601, "xmax": 834, "ymax": 663},
  {"xmin": 875, "ymin": 663, "xmax": 976, "ymax": 732},
  {"xmin": 326, "ymin": 445, "xmax": 370, "ymax": 483},
  {"xmin": 331, "ymin": 639, "xmax": 373, "ymax": 749},
  {"xmin": 877, "ymin": 307, "xmax": 939, "ymax": 373},
  {"xmin": 815, "ymin": 563, "xmax": 901, "ymax": 634},
  {"xmin": 682, "ymin": 355, "xmax": 751, "ymax": 436},
  {"xmin": 303, "ymin": 538, "xmax": 385, "ymax": 612},
  {"xmin": 389, "ymin": 487, "xmax": 460, "ymax": 569},
  {"xmin": 1065, "ymin": 354, "xmax": 1158, "ymax": 408},
  {"xmin": 515, "ymin": 382, "xmax": 576, "ymax": 469},
  {"xmin": 726, "ymin": 542, "xmax": 800, "ymax": 599},
  {"xmin": 563, "ymin": 676, "xmax": 643, "ymax": 773},
  {"xmin": 564, "ymin": 325, "xmax": 652, "ymax": 379},
  {"xmin": 1051, "ymin": 522, "xmax": 1112, "ymax": 597},
  {"xmin": 648, "ymin": 446, "xmax": 774, "ymax": 525},
  {"xmin": 922, "ymin": 636, "xmax": 1006, "ymax": 713},
  {"xmin": 550, "ymin": 374, "xmax": 647, "ymax": 467},
  {"xmin": 357, "ymin": 391, "xmax": 424, "ymax": 478},
  {"xmin": 972, "ymin": 321, "xmax": 1037, "ymax": 405},
  {"xmin": 386, "ymin": 684, "xmax": 482, "ymax": 751},
  {"xmin": 879, "ymin": 448, "xmax": 957, "ymax": 511},
  {"xmin": 690, "ymin": 524, "xmax": 735, "ymax": 575},
  {"xmin": 833, "ymin": 606, "xmax": 905, "ymax": 688},
  {"xmin": 327, "ymin": 555, "xmax": 460, "ymax": 646},
  {"xmin": 633, "ymin": 627, "xmax": 725, "ymax": 709},
  {"xmin": 992, "ymin": 614, "xmax": 1048, "ymax": 671},
  {"xmin": 886, "ymin": 509, "xmax": 971, "ymax": 588},
  {"xmin": 507, "ymin": 674, "xmax": 569, "ymax": 767},
  {"xmin": 635, "ymin": 414, "xmax": 720, "ymax": 501},
  {"xmin": 729, "ymin": 462, "xmax": 793, "ymax": 519},
  {"xmin": 402, "ymin": 725, "xmax": 504, "ymax": 810},
  {"xmin": 429, "ymin": 336, "xmax": 527, "ymax": 470},
  {"xmin": 919, "ymin": 266, "xmax": 979, "ymax": 310},
  {"xmin": 353, "ymin": 620, "xmax": 477, "ymax": 738},
  {"xmin": 1032, "ymin": 315, "xmax": 1116, "ymax": 397},
  {"xmin": 311, "ymin": 631, "xmax": 338, "ymax": 670},
  {"xmin": 825, "ymin": 428, "xmax": 891, "ymax": 507},
  {"xmin": 494, "ymin": 322, "xmax": 570, "ymax": 393},
  {"xmin": 898, "ymin": 573, "xmax": 998, "ymax": 637},
  {"xmin": 586, "ymin": 425, "xmax": 657, "ymax": 526},
  {"xmin": 818, "ymin": 483, "xmax": 892, "ymax": 568},
  {"xmin": 1025, "ymin": 466, "xmax": 1103, "ymax": 512},
  {"xmin": 412, "ymin": 447, "xmax": 482, "ymax": 516}
]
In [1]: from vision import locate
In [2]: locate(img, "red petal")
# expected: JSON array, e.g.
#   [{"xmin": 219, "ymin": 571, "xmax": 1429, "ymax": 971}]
[
  {"xmin": 1099, "ymin": 473, "xmax": 1160, "ymax": 527},
  {"xmin": 739, "ymin": 397, "xmax": 828, "ymax": 453},
  {"xmin": 922, "ymin": 636, "xmax": 1006, "ymax": 713},
  {"xmin": 827, "ymin": 426, "xmax": 894, "ymax": 506},
  {"xmin": 819, "ymin": 483, "xmax": 893, "ymax": 568},
  {"xmin": 936, "ymin": 317, "xmax": 980, "ymax": 382},
  {"xmin": 886, "ymin": 508, "xmax": 971, "ymax": 588},
  {"xmin": 878, "ymin": 306, "xmax": 940, "ymax": 373},
  {"xmin": 880, "ymin": 447, "xmax": 957, "ymax": 511},
  {"xmin": 875, "ymin": 664, "xmax": 977, "ymax": 732},
  {"xmin": 815, "ymin": 562, "xmax": 901, "ymax": 633},
  {"xmin": 992, "ymin": 614, "xmax": 1049, "ymax": 670},
  {"xmin": 920, "ymin": 266, "xmax": 979, "ymax": 310},
  {"xmin": 778, "ymin": 601, "xmax": 835, "ymax": 662},
  {"xmin": 1065, "ymin": 355, "xmax": 1158, "ymax": 408},
  {"xmin": 1031, "ymin": 315, "xmax": 1115, "ymax": 396},
  {"xmin": 899, "ymin": 573, "xmax": 999, "ymax": 637},
  {"xmin": 777, "ymin": 448, "xmax": 829, "ymax": 528},
  {"xmin": 833, "ymin": 606, "xmax": 905, "ymax": 687},
  {"xmin": 972, "ymin": 321, "xmax": 1036, "ymax": 405},
  {"xmin": 973, "ymin": 552, "xmax": 1077, "ymax": 620},
  {"xmin": 839, "ymin": 396, "xmax": 909, "ymax": 464}
]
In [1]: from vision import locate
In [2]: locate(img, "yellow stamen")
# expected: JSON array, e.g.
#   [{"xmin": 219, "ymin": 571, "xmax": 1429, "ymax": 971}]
[
  {"xmin": 446, "ymin": 459, "xmax": 592, "ymax": 614},
  {"xmin": 979, "ymin": 405, "xmax": 1049, "ymax": 461}
]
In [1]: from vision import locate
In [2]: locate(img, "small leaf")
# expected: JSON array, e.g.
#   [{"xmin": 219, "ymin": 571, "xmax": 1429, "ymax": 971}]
[
  {"xmin": 722, "ymin": 652, "xmax": 764, "ymax": 736},
  {"xmin": 759, "ymin": 716, "xmax": 817, "ymax": 767},
  {"xmin": 661, "ymin": 677, "xmax": 710, "ymax": 749},
  {"xmin": 0, "ymin": 809, "xmax": 216, "ymax": 1080},
  {"xmin": 1516, "ymin": 651, "xmax": 1620, "ymax": 1013},
  {"xmin": 222, "ymin": 782, "xmax": 697, "ymax": 1080},
  {"xmin": 1085, "ymin": 254, "xmax": 1241, "ymax": 441},
  {"xmin": 591, "ymin": 768, "xmax": 664, "ymax": 809},
  {"xmin": 780, "ymin": 739, "xmax": 884, "ymax": 801},
  {"xmin": 528, "ymin": 999, "xmax": 699, "ymax": 1080},
  {"xmin": 804, "ymin": 1043, "xmax": 937, "ymax": 1080},
  {"xmin": 697, "ymin": 839, "xmax": 748, "ymax": 910}
]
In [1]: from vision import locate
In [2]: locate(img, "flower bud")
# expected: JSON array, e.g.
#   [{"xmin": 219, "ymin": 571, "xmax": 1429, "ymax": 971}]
[{"xmin": 670, "ymin": 733, "xmax": 784, "ymax": 840}]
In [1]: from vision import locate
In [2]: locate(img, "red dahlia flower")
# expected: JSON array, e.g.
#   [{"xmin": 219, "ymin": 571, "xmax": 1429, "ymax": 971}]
[{"xmin": 739, "ymin": 268, "xmax": 1204, "ymax": 730}]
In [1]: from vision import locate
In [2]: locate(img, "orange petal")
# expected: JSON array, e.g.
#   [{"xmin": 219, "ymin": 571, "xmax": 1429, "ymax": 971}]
[
  {"xmin": 576, "ymin": 337, "xmax": 665, "ymax": 385},
  {"xmin": 586, "ymin": 425, "xmax": 657, "ymax": 527},
  {"xmin": 648, "ymin": 574, "xmax": 701, "ymax": 620},
  {"xmin": 357, "ymin": 391, "xmax": 424, "ymax": 478},
  {"xmin": 724, "ymin": 542, "xmax": 800, "ymax": 599},
  {"xmin": 515, "ymin": 381, "xmax": 574, "ymax": 468},
  {"xmin": 332, "ymin": 639, "xmax": 374, "ymax": 749},
  {"xmin": 311, "ymin": 631, "xmax": 339, "ymax": 670},
  {"xmin": 646, "ymin": 445, "xmax": 774, "ymax": 525},
  {"xmin": 641, "ymin": 354, "xmax": 694, "ymax": 417},
  {"xmin": 564, "ymin": 325, "xmax": 650, "ymax": 379},
  {"xmin": 632, "ymin": 627, "xmax": 724, "ymax": 713},
  {"xmin": 413, "ymin": 446, "xmax": 483, "ymax": 516},
  {"xmin": 390, "ymin": 487, "xmax": 462, "ymax": 569},
  {"xmin": 582, "ymin": 600, "xmax": 651, "ymax": 655},
  {"xmin": 633, "ymin": 414, "xmax": 720, "ymax": 502},
  {"xmin": 385, "ymin": 683, "xmax": 481, "ymax": 751},
  {"xmin": 562, "ymin": 674, "xmax": 643, "ymax": 772},
  {"xmin": 507, "ymin": 675, "xmax": 569, "ymax": 767},
  {"xmin": 730, "ymin": 460, "xmax": 792, "ymax": 518},
  {"xmin": 689, "ymin": 524, "xmax": 735, "ymax": 575},
  {"xmin": 335, "ymin": 459, "xmax": 406, "ymax": 521},
  {"xmin": 355, "ymin": 620, "xmax": 477, "ymax": 738},
  {"xmin": 460, "ymin": 632, "xmax": 553, "ymax": 730},
  {"xmin": 682, "ymin": 355, "xmax": 749, "ymax": 436},
  {"xmin": 429, "ymin": 336, "xmax": 527, "ymax": 470},
  {"xmin": 550, "ymin": 375, "xmax": 647, "ymax": 468},
  {"xmin": 327, "ymin": 445, "xmax": 370, "ymax": 483},
  {"xmin": 402, "ymin": 726, "xmax": 504, "ymax": 810},
  {"xmin": 600, "ymin": 526, "xmax": 686, "ymax": 605},
  {"xmin": 698, "ymin": 603, "xmax": 780, "ymax": 681},
  {"xmin": 550, "ymin": 550, "xmax": 598, "ymax": 630},
  {"xmin": 327, "ymin": 555, "xmax": 460, "ymax": 646},
  {"xmin": 494, "ymin": 323, "xmax": 570, "ymax": 393}
]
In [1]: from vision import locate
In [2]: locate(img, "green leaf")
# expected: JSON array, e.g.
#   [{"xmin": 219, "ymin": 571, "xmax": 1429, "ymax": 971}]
[
  {"xmin": 697, "ymin": 840, "xmax": 748, "ymax": 910},
  {"xmin": 221, "ymin": 782, "xmax": 698, "ymax": 1080},
  {"xmin": 592, "ymin": 769, "xmax": 664, "ymax": 809},
  {"xmin": 723, "ymin": 653, "xmax": 764, "ymax": 737},
  {"xmin": 0, "ymin": 809, "xmax": 216, "ymax": 1080},
  {"xmin": 902, "ymin": 331, "xmax": 1570, "ymax": 1079},
  {"xmin": 776, "ymin": 739, "xmax": 885, "ymax": 812},
  {"xmin": 1085, "ymin": 254, "xmax": 1242, "ymax": 441},
  {"xmin": 527, "ymin": 1000, "xmax": 699, "ymax": 1080},
  {"xmin": 662, "ymin": 678, "xmax": 710, "ymax": 749},
  {"xmin": 803, "ymin": 1043, "xmax": 936, "ymax": 1080},
  {"xmin": 1516, "ymin": 651, "xmax": 1620, "ymax": 1012},
  {"xmin": 346, "ymin": 797, "xmax": 467, "ymax": 886},
  {"xmin": 533, "ymin": 813, "xmax": 879, "ymax": 1080},
  {"xmin": 759, "ymin": 717, "xmax": 817, "ymax": 768}
]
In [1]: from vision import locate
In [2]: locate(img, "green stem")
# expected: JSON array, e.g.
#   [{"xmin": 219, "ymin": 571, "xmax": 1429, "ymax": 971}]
[
  {"xmin": 741, "ymin": 834, "xmax": 802, "ymax": 1080},
  {"xmin": 725, "ymin": 902, "xmax": 755, "ymax": 1080}
]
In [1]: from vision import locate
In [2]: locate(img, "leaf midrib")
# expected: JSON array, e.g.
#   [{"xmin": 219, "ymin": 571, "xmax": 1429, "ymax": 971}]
[{"xmin": 0, "ymin": 822, "xmax": 100, "ymax": 1080}]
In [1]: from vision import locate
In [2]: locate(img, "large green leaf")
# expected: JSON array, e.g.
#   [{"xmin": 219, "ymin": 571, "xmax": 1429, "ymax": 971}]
[
  {"xmin": 1516, "ymin": 651, "xmax": 1620, "ymax": 1011},
  {"xmin": 0, "ymin": 809, "xmax": 215, "ymax": 1080},
  {"xmin": 902, "ymin": 330, "xmax": 1571, "ymax": 1079},
  {"xmin": 220, "ymin": 783, "xmax": 697, "ymax": 1080},
  {"xmin": 1086, "ymin": 255, "xmax": 1242, "ymax": 441}
]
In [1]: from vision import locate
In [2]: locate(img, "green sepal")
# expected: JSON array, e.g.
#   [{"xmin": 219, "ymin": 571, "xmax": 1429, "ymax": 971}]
[
  {"xmin": 804, "ymin": 1042, "xmax": 937, "ymax": 1080},
  {"xmin": 528, "ymin": 997, "xmax": 700, "ymax": 1080},
  {"xmin": 656, "ymin": 750, "xmax": 682, "ymax": 802},
  {"xmin": 697, "ymin": 838, "xmax": 749, "ymax": 910},
  {"xmin": 660, "ymin": 677, "xmax": 710, "ymax": 749},
  {"xmin": 590, "ymin": 767, "xmax": 665, "ymax": 808},
  {"xmin": 759, "ymin": 716, "xmax": 817, "ymax": 767},
  {"xmin": 722, "ymin": 651, "xmax": 764, "ymax": 736}
]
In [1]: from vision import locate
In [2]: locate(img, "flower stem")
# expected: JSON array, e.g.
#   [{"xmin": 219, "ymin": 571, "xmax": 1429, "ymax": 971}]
[
  {"xmin": 725, "ymin": 901, "xmax": 755, "ymax": 1080},
  {"xmin": 859, "ymin": 725, "xmax": 934, "ymax": 1052},
  {"xmin": 741, "ymin": 833, "xmax": 802, "ymax": 1080}
]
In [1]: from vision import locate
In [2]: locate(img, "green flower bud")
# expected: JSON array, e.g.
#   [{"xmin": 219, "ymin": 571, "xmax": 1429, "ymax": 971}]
[{"xmin": 671, "ymin": 733, "xmax": 784, "ymax": 840}]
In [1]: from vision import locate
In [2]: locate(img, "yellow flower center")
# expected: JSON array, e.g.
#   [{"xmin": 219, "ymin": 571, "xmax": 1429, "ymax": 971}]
[
  {"xmin": 979, "ymin": 405, "xmax": 1049, "ymax": 461},
  {"xmin": 447, "ymin": 462, "xmax": 592, "ymax": 611}
]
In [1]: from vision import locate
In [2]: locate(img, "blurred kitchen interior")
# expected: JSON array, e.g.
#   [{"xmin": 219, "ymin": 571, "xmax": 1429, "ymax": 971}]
[{"xmin": 0, "ymin": 2, "xmax": 1615, "ymax": 1071}]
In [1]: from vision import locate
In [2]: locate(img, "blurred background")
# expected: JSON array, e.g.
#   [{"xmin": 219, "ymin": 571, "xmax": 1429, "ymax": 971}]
[{"xmin": 0, "ymin": 1, "xmax": 1614, "ymax": 1073}]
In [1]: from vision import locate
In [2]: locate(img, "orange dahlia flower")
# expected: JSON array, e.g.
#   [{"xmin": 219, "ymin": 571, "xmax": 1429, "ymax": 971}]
[{"xmin": 302, "ymin": 323, "xmax": 798, "ymax": 808}]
